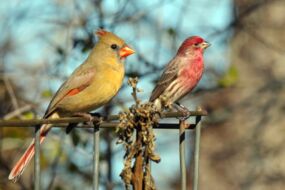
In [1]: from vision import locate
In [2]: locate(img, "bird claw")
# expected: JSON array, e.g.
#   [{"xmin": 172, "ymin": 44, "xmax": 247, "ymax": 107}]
[
  {"xmin": 174, "ymin": 103, "xmax": 191, "ymax": 121},
  {"xmin": 73, "ymin": 112, "xmax": 102, "ymax": 126},
  {"xmin": 74, "ymin": 112, "xmax": 94, "ymax": 125},
  {"xmin": 90, "ymin": 112, "xmax": 103, "ymax": 126},
  {"xmin": 66, "ymin": 112, "xmax": 95, "ymax": 133}
]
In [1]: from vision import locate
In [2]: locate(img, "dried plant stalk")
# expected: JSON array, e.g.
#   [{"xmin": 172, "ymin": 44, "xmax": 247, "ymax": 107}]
[{"xmin": 117, "ymin": 78, "xmax": 161, "ymax": 190}]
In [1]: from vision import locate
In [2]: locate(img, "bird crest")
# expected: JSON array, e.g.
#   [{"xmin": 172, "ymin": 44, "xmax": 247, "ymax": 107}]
[{"xmin": 95, "ymin": 29, "xmax": 108, "ymax": 37}]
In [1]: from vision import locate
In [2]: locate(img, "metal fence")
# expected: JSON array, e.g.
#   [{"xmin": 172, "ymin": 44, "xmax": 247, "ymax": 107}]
[{"xmin": 0, "ymin": 110, "xmax": 206, "ymax": 190}]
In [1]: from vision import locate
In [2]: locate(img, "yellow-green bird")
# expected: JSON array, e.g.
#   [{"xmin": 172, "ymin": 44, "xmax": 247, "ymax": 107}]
[{"xmin": 9, "ymin": 29, "xmax": 135, "ymax": 182}]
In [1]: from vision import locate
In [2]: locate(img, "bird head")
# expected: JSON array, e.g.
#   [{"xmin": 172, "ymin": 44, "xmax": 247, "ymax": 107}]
[
  {"xmin": 95, "ymin": 29, "xmax": 135, "ymax": 60},
  {"xmin": 177, "ymin": 36, "xmax": 210, "ymax": 56}
]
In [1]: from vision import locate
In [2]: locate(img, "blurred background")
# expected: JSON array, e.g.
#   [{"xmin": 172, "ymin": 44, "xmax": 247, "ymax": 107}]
[{"xmin": 0, "ymin": 0, "xmax": 285, "ymax": 189}]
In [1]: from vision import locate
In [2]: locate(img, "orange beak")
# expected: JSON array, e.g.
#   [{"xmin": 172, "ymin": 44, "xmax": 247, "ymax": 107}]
[{"xmin": 119, "ymin": 45, "xmax": 135, "ymax": 58}]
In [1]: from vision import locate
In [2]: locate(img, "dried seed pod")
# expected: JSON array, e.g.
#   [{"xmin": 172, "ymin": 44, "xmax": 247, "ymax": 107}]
[{"xmin": 116, "ymin": 78, "xmax": 163, "ymax": 189}]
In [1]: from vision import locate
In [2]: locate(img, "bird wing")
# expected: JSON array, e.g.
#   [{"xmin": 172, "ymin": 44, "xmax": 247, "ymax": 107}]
[
  {"xmin": 149, "ymin": 58, "xmax": 180, "ymax": 102},
  {"xmin": 44, "ymin": 65, "xmax": 96, "ymax": 117}
]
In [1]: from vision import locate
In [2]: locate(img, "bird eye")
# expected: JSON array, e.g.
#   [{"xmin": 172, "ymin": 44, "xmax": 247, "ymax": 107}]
[
  {"xmin": 111, "ymin": 44, "xmax": 118, "ymax": 50},
  {"xmin": 194, "ymin": 43, "xmax": 199, "ymax": 46}
]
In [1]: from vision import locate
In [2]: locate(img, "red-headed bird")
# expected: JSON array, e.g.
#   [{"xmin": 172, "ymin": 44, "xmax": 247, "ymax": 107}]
[
  {"xmin": 149, "ymin": 36, "xmax": 210, "ymax": 110},
  {"xmin": 9, "ymin": 29, "xmax": 135, "ymax": 182}
]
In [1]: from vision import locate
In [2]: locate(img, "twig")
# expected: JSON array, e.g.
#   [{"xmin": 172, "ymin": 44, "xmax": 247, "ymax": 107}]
[
  {"xmin": 128, "ymin": 77, "xmax": 140, "ymax": 107},
  {"xmin": 3, "ymin": 75, "xmax": 19, "ymax": 110},
  {"xmin": 3, "ymin": 104, "xmax": 33, "ymax": 119}
]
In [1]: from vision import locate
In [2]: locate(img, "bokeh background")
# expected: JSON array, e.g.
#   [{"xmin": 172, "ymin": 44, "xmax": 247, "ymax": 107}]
[{"xmin": 1, "ymin": 0, "xmax": 285, "ymax": 189}]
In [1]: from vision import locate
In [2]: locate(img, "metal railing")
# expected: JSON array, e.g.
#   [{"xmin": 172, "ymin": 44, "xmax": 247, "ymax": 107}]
[{"xmin": 0, "ymin": 110, "xmax": 206, "ymax": 190}]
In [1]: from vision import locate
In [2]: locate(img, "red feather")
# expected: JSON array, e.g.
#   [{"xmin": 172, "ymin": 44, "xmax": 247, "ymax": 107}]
[
  {"xmin": 95, "ymin": 29, "xmax": 108, "ymax": 37},
  {"xmin": 177, "ymin": 36, "xmax": 205, "ymax": 55},
  {"xmin": 60, "ymin": 85, "xmax": 88, "ymax": 102},
  {"xmin": 66, "ymin": 88, "xmax": 81, "ymax": 96}
]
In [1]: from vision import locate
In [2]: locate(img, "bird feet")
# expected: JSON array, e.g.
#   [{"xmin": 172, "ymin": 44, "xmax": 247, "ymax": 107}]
[
  {"xmin": 174, "ymin": 103, "xmax": 191, "ymax": 121},
  {"xmin": 66, "ymin": 112, "xmax": 101, "ymax": 133},
  {"xmin": 74, "ymin": 112, "xmax": 94, "ymax": 121},
  {"xmin": 74, "ymin": 112, "xmax": 102, "ymax": 125}
]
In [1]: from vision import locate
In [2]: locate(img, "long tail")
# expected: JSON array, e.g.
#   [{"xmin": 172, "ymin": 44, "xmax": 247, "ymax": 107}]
[
  {"xmin": 8, "ymin": 130, "xmax": 47, "ymax": 182},
  {"xmin": 8, "ymin": 113, "xmax": 58, "ymax": 182}
]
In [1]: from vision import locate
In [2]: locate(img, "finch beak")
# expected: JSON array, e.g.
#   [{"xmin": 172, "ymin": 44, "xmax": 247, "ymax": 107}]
[
  {"xmin": 119, "ymin": 45, "xmax": 135, "ymax": 58},
  {"xmin": 200, "ymin": 41, "xmax": 211, "ymax": 49}
]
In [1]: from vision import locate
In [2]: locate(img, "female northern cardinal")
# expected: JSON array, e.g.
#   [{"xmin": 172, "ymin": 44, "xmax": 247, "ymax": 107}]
[
  {"xmin": 9, "ymin": 29, "xmax": 135, "ymax": 181},
  {"xmin": 149, "ymin": 36, "xmax": 210, "ymax": 109}
]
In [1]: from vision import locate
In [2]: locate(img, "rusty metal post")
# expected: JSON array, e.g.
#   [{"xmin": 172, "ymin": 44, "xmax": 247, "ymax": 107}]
[
  {"xmin": 179, "ymin": 120, "xmax": 186, "ymax": 190},
  {"xmin": 93, "ymin": 125, "xmax": 100, "ymax": 190},
  {"xmin": 193, "ymin": 116, "xmax": 202, "ymax": 190},
  {"xmin": 34, "ymin": 125, "xmax": 40, "ymax": 190}
]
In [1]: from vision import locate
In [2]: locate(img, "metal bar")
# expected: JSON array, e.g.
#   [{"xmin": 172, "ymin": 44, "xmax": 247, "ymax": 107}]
[
  {"xmin": 161, "ymin": 110, "xmax": 207, "ymax": 118},
  {"xmin": 0, "ymin": 111, "xmax": 207, "ymax": 127},
  {"xmin": 179, "ymin": 120, "xmax": 186, "ymax": 190},
  {"xmin": 0, "ymin": 110, "xmax": 206, "ymax": 189},
  {"xmin": 1, "ymin": 122, "xmax": 198, "ymax": 130},
  {"xmin": 93, "ymin": 124, "xmax": 100, "ymax": 190},
  {"xmin": 193, "ymin": 116, "xmax": 202, "ymax": 190},
  {"xmin": 68, "ymin": 123, "xmax": 198, "ymax": 130},
  {"xmin": 34, "ymin": 125, "xmax": 40, "ymax": 190}
]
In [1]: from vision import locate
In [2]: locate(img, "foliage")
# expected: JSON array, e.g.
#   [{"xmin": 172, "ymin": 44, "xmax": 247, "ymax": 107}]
[{"xmin": 218, "ymin": 65, "xmax": 238, "ymax": 87}]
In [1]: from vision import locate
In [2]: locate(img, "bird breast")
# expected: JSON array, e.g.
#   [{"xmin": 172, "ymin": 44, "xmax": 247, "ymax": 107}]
[{"xmin": 180, "ymin": 56, "xmax": 204, "ymax": 89}]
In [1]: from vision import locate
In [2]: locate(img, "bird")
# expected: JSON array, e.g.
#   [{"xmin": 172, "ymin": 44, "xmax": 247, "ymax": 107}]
[
  {"xmin": 8, "ymin": 29, "xmax": 135, "ymax": 182},
  {"xmin": 149, "ymin": 36, "xmax": 210, "ymax": 112}
]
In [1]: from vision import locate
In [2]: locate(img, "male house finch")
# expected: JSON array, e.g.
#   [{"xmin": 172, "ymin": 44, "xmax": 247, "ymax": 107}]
[
  {"xmin": 9, "ymin": 29, "xmax": 135, "ymax": 181},
  {"xmin": 149, "ymin": 36, "xmax": 210, "ymax": 110}
]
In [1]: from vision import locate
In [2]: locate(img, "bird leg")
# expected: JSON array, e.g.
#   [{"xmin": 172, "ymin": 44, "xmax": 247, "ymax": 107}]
[
  {"xmin": 74, "ymin": 112, "xmax": 103, "ymax": 125},
  {"xmin": 66, "ymin": 123, "xmax": 78, "ymax": 134},
  {"xmin": 66, "ymin": 112, "xmax": 101, "ymax": 133},
  {"xmin": 173, "ymin": 102, "xmax": 191, "ymax": 121}
]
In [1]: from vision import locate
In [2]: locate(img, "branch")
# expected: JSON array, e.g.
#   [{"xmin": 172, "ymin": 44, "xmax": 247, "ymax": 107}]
[
  {"xmin": 3, "ymin": 75, "xmax": 19, "ymax": 110},
  {"xmin": 3, "ymin": 104, "xmax": 33, "ymax": 119},
  {"xmin": 0, "ymin": 111, "xmax": 207, "ymax": 128}
]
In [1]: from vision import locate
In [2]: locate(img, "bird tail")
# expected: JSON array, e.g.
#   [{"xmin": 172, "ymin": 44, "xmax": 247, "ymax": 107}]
[
  {"xmin": 8, "ymin": 130, "xmax": 47, "ymax": 182},
  {"xmin": 8, "ymin": 113, "xmax": 58, "ymax": 182}
]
